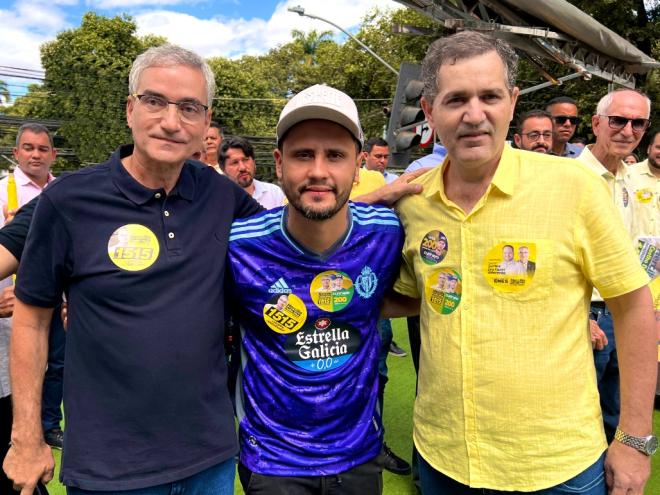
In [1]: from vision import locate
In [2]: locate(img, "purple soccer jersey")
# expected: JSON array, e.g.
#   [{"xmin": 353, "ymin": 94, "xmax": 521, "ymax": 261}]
[{"xmin": 227, "ymin": 203, "xmax": 404, "ymax": 476}]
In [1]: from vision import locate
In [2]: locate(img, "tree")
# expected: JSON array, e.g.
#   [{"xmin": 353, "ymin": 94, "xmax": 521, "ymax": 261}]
[
  {"xmin": 512, "ymin": 0, "xmax": 659, "ymax": 146},
  {"xmin": 40, "ymin": 13, "xmax": 165, "ymax": 163},
  {"xmin": 291, "ymin": 29, "xmax": 333, "ymax": 66},
  {"xmin": 0, "ymin": 80, "xmax": 10, "ymax": 105}
]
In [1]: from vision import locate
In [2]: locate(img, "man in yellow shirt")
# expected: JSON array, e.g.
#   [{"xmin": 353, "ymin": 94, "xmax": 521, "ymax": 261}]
[
  {"xmin": 388, "ymin": 31, "xmax": 656, "ymax": 494},
  {"xmin": 577, "ymin": 89, "xmax": 655, "ymax": 445},
  {"xmin": 629, "ymin": 128, "xmax": 659, "ymax": 239}
]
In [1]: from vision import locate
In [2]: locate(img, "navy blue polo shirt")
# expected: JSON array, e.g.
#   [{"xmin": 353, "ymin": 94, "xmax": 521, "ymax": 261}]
[{"xmin": 15, "ymin": 145, "xmax": 262, "ymax": 491}]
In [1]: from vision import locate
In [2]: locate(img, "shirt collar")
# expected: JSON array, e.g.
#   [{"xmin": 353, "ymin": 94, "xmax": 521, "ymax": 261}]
[
  {"xmin": 14, "ymin": 165, "xmax": 55, "ymax": 189},
  {"xmin": 423, "ymin": 143, "xmax": 517, "ymax": 200},
  {"xmin": 579, "ymin": 145, "xmax": 627, "ymax": 180},
  {"xmin": 110, "ymin": 144, "xmax": 196, "ymax": 205}
]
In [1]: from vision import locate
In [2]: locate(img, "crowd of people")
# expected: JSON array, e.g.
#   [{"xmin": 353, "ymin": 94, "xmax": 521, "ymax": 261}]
[{"xmin": 0, "ymin": 28, "xmax": 658, "ymax": 495}]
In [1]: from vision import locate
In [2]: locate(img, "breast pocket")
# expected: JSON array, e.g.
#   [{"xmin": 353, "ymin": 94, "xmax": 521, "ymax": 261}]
[{"xmin": 482, "ymin": 239, "xmax": 555, "ymax": 303}]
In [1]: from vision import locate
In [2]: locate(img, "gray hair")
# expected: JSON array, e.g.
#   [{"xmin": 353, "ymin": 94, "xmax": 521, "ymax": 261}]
[
  {"xmin": 421, "ymin": 31, "xmax": 518, "ymax": 105},
  {"xmin": 595, "ymin": 88, "xmax": 651, "ymax": 117},
  {"xmin": 128, "ymin": 44, "xmax": 216, "ymax": 107},
  {"xmin": 15, "ymin": 123, "xmax": 54, "ymax": 148}
]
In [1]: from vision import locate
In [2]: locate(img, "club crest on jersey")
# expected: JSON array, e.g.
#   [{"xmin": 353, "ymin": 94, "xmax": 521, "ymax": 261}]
[
  {"xmin": 355, "ymin": 266, "xmax": 377, "ymax": 299},
  {"xmin": 269, "ymin": 277, "xmax": 292, "ymax": 294}
]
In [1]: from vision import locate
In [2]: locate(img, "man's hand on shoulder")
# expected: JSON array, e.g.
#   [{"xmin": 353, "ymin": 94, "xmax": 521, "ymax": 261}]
[
  {"xmin": 605, "ymin": 439, "xmax": 650, "ymax": 495},
  {"xmin": 352, "ymin": 168, "xmax": 432, "ymax": 206}
]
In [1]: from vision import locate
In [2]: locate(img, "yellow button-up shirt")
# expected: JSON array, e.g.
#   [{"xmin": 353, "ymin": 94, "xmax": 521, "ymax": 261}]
[
  {"xmin": 394, "ymin": 146, "xmax": 648, "ymax": 491},
  {"xmin": 627, "ymin": 159, "xmax": 659, "ymax": 238},
  {"xmin": 577, "ymin": 145, "xmax": 636, "ymax": 235},
  {"xmin": 350, "ymin": 168, "xmax": 386, "ymax": 198}
]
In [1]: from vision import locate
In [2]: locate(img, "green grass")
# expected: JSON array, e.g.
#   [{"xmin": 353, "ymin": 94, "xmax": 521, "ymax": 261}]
[{"xmin": 44, "ymin": 318, "xmax": 659, "ymax": 494}]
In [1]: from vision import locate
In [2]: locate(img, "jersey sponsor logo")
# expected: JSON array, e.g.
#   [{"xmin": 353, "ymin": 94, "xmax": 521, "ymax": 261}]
[
  {"xmin": 483, "ymin": 242, "xmax": 536, "ymax": 292},
  {"xmin": 107, "ymin": 224, "xmax": 159, "ymax": 271},
  {"xmin": 425, "ymin": 268, "xmax": 461, "ymax": 315},
  {"xmin": 355, "ymin": 266, "xmax": 378, "ymax": 299},
  {"xmin": 284, "ymin": 317, "xmax": 361, "ymax": 372},
  {"xmin": 310, "ymin": 270, "xmax": 354, "ymax": 312},
  {"xmin": 268, "ymin": 277, "xmax": 292, "ymax": 294}
]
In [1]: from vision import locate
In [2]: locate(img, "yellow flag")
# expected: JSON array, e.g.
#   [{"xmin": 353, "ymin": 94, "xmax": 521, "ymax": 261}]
[{"xmin": 7, "ymin": 171, "xmax": 17, "ymax": 210}]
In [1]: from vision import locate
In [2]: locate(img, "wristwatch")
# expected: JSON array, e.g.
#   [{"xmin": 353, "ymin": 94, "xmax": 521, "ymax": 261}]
[{"xmin": 614, "ymin": 427, "xmax": 658, "ymax": 456}]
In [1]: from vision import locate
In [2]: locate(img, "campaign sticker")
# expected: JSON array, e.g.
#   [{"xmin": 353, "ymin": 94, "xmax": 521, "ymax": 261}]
[
  {"xmin": 637, "ymin": 237, "xmax": 660, "ymax": 280},
  {"xmin": 483, "ymin": 242, "xmax": 536, "ymax": 293},
  {"xmin": 107, "ymin": 224, "xmax": 160, "ymax": 271},
  {"xmin": 622, "ymin": 187, "xmax": 629, "ymax": 207},
  {"xmin": 263, "ymin": 293, "xmax": 307, "ymax": 334},
  {"xmin": 310, "ymin": 270, "xmax": 354, "ymax": 312},
  {"xmin": 424, "ymin": 268, "xmax": 461, "ymax": 314},
  {"xmin": 284, "ymin": 317, "xmax": 361, "ymax": 373},
  {"xmin": 635, "ymin": 188, "xmax": 654, "ymax": 204},
  {"xmin": 420, "ymin": 230, "xmax": 448, "ymax": 265}
]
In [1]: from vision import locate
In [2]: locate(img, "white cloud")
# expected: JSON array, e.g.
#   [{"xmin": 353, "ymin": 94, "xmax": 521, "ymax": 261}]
[
  {"xmin": 0, "ymin": 1, "xmax": 70, "ymax": 76},
  {"xmin": 87, "ymin": 0, "xmax": 189, "ymax": 8},
  {"xmin": 134, "ymin": 0, "xmax": 403, "ymax": 59},
  {"xmin": 0, "ymin": 0, "xmax": 403, "ymax": 93}
]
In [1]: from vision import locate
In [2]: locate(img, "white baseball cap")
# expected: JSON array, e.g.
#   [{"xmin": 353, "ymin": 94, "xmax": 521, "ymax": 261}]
[{"xmin": 276, "ymin": 84, "xmax": 364, "ymax": 148}]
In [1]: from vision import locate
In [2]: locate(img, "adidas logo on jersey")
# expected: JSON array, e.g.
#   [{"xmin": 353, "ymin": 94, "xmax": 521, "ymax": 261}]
[{"xmin": 268, "ymin": 278, "xmax": 292, "ymax": 294}]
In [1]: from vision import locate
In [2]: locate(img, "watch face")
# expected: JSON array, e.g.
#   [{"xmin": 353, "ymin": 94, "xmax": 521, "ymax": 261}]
[{"xmin": 646, "ymin": 435, "xmax": 658, "ymax": 455}]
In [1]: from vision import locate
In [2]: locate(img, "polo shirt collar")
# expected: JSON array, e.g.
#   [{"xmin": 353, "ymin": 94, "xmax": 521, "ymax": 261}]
[
  {"xmin": 423, "ymin": 143, "xmax": 517, "ymax": 200},
  {"xmin": 13, "ymin": 166, "xmax": 55, "ymax": 188},
  {"xmin": 579, "ymin": 145, "xmax": 626, "ymax": 180},
  {"xmin": 111, "ymin": 144, "xmax": 196, "ymax": 205}
]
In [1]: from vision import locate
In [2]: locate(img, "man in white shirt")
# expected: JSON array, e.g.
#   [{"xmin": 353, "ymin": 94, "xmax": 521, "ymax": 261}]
[{"xmin": 219, "ymin": 136, "xmax": 284, "ymax": 209}]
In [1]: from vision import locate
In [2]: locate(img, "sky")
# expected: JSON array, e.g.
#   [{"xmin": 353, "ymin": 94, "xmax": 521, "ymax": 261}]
[{"xmin": 0, "ymin": 0, "xmax": 403, "ymax": 100}]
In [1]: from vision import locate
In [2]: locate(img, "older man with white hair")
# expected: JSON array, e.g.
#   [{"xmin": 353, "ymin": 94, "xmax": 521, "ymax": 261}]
[
  {"xmin": 577, "ymin": 88, "xmax": 654, "ymax": 445},
  {"xmin": 3, "ymin": 44, "xmax": 263, "ymax": 494}
]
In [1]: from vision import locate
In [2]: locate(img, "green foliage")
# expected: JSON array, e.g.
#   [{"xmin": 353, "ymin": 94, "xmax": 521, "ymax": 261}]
[
  {"xmin": 40, "ymin": 13, "xmax": 164, "ymax": 163},
  {"xmin": 514, "ymin": 0, "xmax": 659, "ymax": 147},
  {"xmin": 4, "ymin": 3, "xmax": 658, "ymax": 166}
]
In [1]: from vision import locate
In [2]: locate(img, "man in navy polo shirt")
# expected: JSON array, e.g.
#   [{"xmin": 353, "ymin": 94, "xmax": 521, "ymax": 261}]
[{"xmin": 3, "ymin": 44, "xmax": 262, "ymax": 494}]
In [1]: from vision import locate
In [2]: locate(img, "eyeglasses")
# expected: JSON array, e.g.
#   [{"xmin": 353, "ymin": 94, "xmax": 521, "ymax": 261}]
[
  {"xmin": 552, "ymin": 116, "xmax": 579, "ymax": 126},
  {"xmin": 132, "ymin": 94, "xmax": 208, "ymax": 123},
  {"xmin": 522, "ymin": 131, "xmax": 553, "ymax": 142},
  {"xmin": 599, "ymin": 115, "xmax": 650, "ymax": 133}
]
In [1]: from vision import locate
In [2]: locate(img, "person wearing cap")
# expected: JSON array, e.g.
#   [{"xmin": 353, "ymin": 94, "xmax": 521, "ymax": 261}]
[
  {"xmin": 226, "ymin": 84, "xmax": 405, "ymax": 494},
  {"xmin": 0, "ymin": 77, "xmax": 424, "ymax": 493}
]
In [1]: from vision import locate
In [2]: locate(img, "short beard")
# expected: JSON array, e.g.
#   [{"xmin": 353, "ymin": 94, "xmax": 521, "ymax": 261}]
[
  {"xmin": 649, "ymin": 156, "xmax": 660, "ymax": 170},
  {"xmin": 285, "ymin": 182, "xmax": 351, "ymax": 221},
  {"xmin": 237, "ymin": 175, "xmax": 254, "ymax": 188}
]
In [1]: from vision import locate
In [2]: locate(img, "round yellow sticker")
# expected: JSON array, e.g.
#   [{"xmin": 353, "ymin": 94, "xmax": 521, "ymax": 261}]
[
  {"xmin": 107, "ymin": 224, "xmax": 160, "ymax": 271},
  {"xmin": 309, "ymin": 270, "xmax": 354, "ymax": 312},
  {"xmin": 483, "ymin": 242, "xmax": 536, "ymax": 293},
  {"xmin": 263, "ymin": 293, "xmax": 307, "ymax": 334},
  {"xmin": 424, "ymin": 268, "xmax": 461, "ymax": 314}
]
